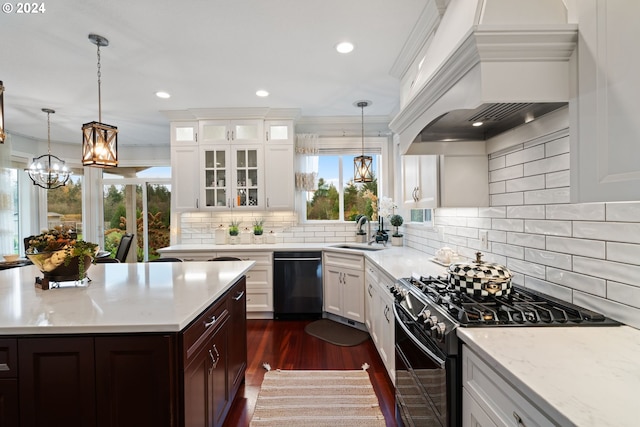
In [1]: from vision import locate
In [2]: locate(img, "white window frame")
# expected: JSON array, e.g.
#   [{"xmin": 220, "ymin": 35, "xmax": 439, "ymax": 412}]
[{"xmin": 297, "ymin": 136, "xmax": 390, "ymax": 223}]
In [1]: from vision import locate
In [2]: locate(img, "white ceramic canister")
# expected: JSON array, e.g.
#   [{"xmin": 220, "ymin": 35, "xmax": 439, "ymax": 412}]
[
  {"xmin": 214, "ymin": 224, "xmax": 227, "ymax": 244},
  {"xmin": 266, "ymin": 231, "xmax": 276, "ymax": 244},
  {"xmin": 240, "ymin": 227, "xmax": 252, "ymax": 244}
]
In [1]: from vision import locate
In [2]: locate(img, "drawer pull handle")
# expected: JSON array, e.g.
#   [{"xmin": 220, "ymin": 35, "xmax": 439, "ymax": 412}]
[
  {"xmin": 208, "ymin": 345, "xmax": 220, "ymax": 374},
  {"xmin": 0, "ymin": 363, "xmax": 9, "ymax": 371},
  {"xmin": 367, "ymin": 283, "xmax": 373, "ymax": 297},
  {"xmin": 233, "ymin": 290, "xmax": 245, "ymax": 301},
  {"xmin": 204, "ymin": 315, "xmax": 217, "ymax": 327},
  {"xmin": 513, "ymin": 411, "xmax": 526, "ymax": 427}
]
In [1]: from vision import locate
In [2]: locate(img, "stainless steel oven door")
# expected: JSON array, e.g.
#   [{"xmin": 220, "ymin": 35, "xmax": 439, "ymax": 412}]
[{"xmin": 394, "ymin": 303, "xmax": 449, "ymax": 427}]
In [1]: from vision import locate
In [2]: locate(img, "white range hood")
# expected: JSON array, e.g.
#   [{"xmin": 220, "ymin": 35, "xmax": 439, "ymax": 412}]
[{"xmin": 389, "ymin": 0, "xmax": 578, "ymax": 155}]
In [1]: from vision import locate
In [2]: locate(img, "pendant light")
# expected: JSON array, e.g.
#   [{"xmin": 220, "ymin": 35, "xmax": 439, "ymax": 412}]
[
  {"xmin": 26, "ymin": 108, "xmax": 72, "ymax": 189},
  {"xmin": 82, "ymin": 34, "xmax": 118, "ymax": 168},
  {"xmin": 0, "ymin": 80, "xmax": 5, "ymax": 143},
  {"xmin": 353, "ymin": 100, "xmax": 373, "ymax": 183}
]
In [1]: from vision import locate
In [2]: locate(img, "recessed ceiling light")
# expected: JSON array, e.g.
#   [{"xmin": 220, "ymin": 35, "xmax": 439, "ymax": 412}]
[
  {"xmin": 472, "ymin": 121, "xmax": 483, "ymax": 127},
  {"xmin": 256, "ymin": 90, "xmax": 269, "ymax": 97},
  {"xmin": 155, "ymin": 91, "xmax": 171, "ymax": 99},
  {"xmin": 336, "ymin": 42, "xmax": 354, "ymax": 54}
]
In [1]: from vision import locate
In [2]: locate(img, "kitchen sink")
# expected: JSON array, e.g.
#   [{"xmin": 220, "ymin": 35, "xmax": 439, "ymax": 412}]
[{"xmin": 330, "ymin": 243, "xmax": 386, "ymax": 251}]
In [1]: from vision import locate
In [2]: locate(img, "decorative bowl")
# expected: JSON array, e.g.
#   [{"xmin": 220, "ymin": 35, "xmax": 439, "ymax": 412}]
[
  {"xmin": 2, "ymin": 254, "xmax": 19, "ymax": 263},
  {"xmin": 27, "ymin": 250, "xmax": 93, "ymax": 282}
]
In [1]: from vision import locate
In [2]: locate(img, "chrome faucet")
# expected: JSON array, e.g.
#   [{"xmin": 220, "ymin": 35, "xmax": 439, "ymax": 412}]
[{"xmin": 356, "ymin": 215, "xmax": 370, "ymax": 243}]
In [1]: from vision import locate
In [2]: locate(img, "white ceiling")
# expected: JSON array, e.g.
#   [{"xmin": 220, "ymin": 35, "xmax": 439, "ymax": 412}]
[{"xmin": 1, "ymin": 0, "xmax": 428, "ymax": 147}]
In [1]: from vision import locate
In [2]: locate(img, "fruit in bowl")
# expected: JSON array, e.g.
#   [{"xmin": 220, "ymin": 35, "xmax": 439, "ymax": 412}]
[{"xmin": 3, "ymin": 254, "xmax": 19, "ymax": 263}]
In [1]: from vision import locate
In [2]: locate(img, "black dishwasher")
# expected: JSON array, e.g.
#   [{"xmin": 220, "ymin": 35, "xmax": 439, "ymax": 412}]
[{"xmin": 273, "ymin": 251, "xmax": 323, "ymax": 319}]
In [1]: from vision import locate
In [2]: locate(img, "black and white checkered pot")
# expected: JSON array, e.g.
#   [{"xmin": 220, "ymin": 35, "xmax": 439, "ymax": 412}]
[{"xmin": 447, "ymin": 252, "xmax": 513, "ymax": 297}]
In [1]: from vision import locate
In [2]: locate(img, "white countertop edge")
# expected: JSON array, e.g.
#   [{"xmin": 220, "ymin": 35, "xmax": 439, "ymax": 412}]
[{"xmin": 457, "ymin": 326, "xmax": 640, "ymax": 427}]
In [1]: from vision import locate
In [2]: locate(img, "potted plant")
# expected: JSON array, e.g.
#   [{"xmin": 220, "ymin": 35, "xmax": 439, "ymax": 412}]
[
  {"xmin": 25, "ymin": 227, "xmax": 99, "ymax": 284},
  {"xmin": 389, "ymin": 214, "xmax": 404, "ymax": 246},
  {"xmin": 228, "ymin": 220, "xmax": 240, "ymax": 244},
  {"xmin": 252, "ymin": 218, "xmax": 265, "ymax": 244}
]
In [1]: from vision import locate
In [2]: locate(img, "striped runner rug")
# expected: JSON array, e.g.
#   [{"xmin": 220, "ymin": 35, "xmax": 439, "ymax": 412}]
[{"xmin": 249, "ymin": 369, "xmax": 387, "ymax": 426}]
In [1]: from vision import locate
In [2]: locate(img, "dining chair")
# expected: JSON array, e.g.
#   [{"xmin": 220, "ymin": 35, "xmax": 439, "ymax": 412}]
[
  {"xmin": 115, "ymin": 233, "xmax": 135, "ymax": 263},
  {"xmin": 149, "ymin": 257, "xmax": 183, "ymax": 262},
  {"xmin": 95, "ymin": 258, "xmax": 120, "ymax": 263}
]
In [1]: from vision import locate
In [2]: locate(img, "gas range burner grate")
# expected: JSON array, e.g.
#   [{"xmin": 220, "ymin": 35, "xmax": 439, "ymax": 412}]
[{"xmin": 407, "ymin": 276, "xmax": 619, "ymax": 327}]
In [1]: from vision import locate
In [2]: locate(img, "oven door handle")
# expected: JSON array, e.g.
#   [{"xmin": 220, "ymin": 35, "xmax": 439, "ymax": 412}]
[{"xmin": 394, "ymin": 304, "xmax": 446, "ymax": 369}]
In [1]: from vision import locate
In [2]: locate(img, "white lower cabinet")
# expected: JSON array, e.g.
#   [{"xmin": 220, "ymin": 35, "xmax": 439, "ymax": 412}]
[
  {"xmin": 365, "ymin": 260, "xmax": 395, "ymax": 383},
  {"xmin": 462, "ymin": 345, "xmax": 554, "ymax": 427},
  {"xmin": 323, "ymin": 252, "xmax": 364, "ymax": 323},
  {"xmin": 217, "ymin": 251, "xmax": 273, "ymax": 317}
]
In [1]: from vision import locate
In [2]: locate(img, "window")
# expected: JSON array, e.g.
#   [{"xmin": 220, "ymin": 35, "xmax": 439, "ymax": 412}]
[
  {"xmin": 410, "ymin": 208, "xmax": 433, "ymax": 225},
  {"xmin": 47, "ymin": 175, "xmax": 83, "ymax": 234},
  {"xmin": 0, "ymin": 167, "xmax": 19, "ymax": 253},
  {"xmin": 304, "ymin": 154, "xmax": 379, "ymax": 221}
]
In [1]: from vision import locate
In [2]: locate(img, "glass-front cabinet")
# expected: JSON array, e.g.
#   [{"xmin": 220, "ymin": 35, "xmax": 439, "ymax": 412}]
[
  {"xmin": 201, "ymin": 145, "xmax": 263, "ymax": 210},
  {"xmin": 200, "ymin": 120, "xmax": 262, "ymax": 144}
]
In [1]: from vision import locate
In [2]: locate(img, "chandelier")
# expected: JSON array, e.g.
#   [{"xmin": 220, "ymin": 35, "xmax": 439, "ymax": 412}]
[
  {"xmin": 0, "ymin": 80, "xmax": 5, "ymax": 143},
  {"xmin": 353, "ymin": 100, "xmax": 373, "ymax": 183},
  {"xmin": 82, "ymin": 34, "xmax": 118, "ymax": 168},
  {"xmin": 26, "ymin": 108, "xmax": 71, "ymax": 189}
]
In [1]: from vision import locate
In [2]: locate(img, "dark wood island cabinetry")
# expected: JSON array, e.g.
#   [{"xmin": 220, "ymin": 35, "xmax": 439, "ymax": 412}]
[{"xmin": 2, "ymin": 276, "xmax": 247, "ymax": 427}]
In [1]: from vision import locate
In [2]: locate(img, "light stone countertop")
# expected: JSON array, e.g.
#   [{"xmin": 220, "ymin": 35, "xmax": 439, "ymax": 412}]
[
  {"xmin": 458, "ymin": 327, "xmax": 640, "ymax": 427},
  {"xmin": 0, "ymin": 260, "xmax": 254, "ymax": 334}
]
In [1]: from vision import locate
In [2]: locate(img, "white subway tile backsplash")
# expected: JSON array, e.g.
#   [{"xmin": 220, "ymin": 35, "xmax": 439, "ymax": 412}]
[
  {"xmin": 546, "ymin": 236, "xmax": 605, "ymax": 258},
  {"xmin": 525, "ymin": 248, "xmax": 572, "ymax": 269},
  {"xmin": 507, "ymin": 205, "xmax": 545, "ymax": 219},
  {"xmin": 606, "ymin": 202, "xmax": 640, "ymax": 222},
  {"xmin": 478, "ymin": 207, "xmax": 506, "ymax": 218},
  {"xmin": 524, "ymin": 219, "xmax": 572, "ymax": 236},
  {"xmin": 545, "ymin": 136, "xmax": 570, "ymax": 157},
  {"xmin": 456, "ymin": 227, "xmax": 479, "ymax": 239},
  {"xmin": 607, "ymin": 242, "xmax": 640, "ymax": 264},
  {"xmin": 507, "ymin": 232, "xmax": 546, "ymax": 249},
  {"xmin": 489, "ymin": 181, "xmax": 506, "ymax": 194},
  {"xmin": 490, "ymin": 164, "xmax": 523, "ymax": 182},
  {"xmin": 607, "ymin": 281, "xmax": 640, "ymax": 309},
  {"xmin": 492, "ymin": 218, "xmax": 525, "ymax": 232},
  {"xmin": 523, "ymin": 153, "xmax": 570, "ymax": 176},
  {"xmin": 507, "ymin": 258, "xmax": 546, "ymax": 279},
  {"xmin": 545, "ymin": 170, "xmax": 570, "ymax": 188},
  {"xmin": 489, "ymin": 156, "xmax": 505, "ymax": 171},
  {"xmin": 524, "ymin": 188, "xmax": 571, "ymax": 205},
  {"xmin": 492, "ymin": 242, "xmax": 524, "ymax": 259},
  {"xmin": 546, "ymin": 203, "xmax": 605, "ymax": 221},
  {"xmin": 574, "ymin": 221, "xmax": 640, "ymax": 244},
  {"xmin": 506, "ymin": 175, "xmax": 545, "ymax": 192},
  {"xmin": 573, "ymin": 256, "xmax": 640, "ymax": 286},
  {"xmin": 524, "ymin": 276, "xmax": 574, "ymax": 301},
  {"xmin": 546, "ymin": 267, "xmax": 606, "ymax": 297},
  {"xmin": 467, "ymin": 217, "xmax": 492, "ymax": 229},
  {"xmin": 491, "ymin": 192, "xmax": 524, "ymax": 206},
  {"xmin": 487, "ymin": 230, "xmax": 507, "ymax": 243},
  {"xmin": 506, "ymin": 144, "xmax": 545, "ymax": 166},
  {"xmin": 573, "ymin": 292, "xmax": 639, "ymax": 329}
]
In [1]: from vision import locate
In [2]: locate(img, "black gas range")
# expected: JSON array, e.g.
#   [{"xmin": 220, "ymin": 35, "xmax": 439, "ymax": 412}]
[{"xmin": 392, "ymin": 274, "xmax": 619, "ymax": 427}]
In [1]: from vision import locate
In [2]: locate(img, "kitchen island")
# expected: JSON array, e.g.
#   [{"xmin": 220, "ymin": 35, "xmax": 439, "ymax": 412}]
[{"xmin": 0, "ymin": 260, "xmax": 253, "ymax": 427}]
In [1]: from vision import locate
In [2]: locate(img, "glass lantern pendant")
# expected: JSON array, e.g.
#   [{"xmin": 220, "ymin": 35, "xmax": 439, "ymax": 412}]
[
  {"xmin": 82, "ymin": 34, "xmax": 118, "ymax": 168},
  {"xmin": 353, "ymin": 100, "xmax": 373, "ymax": 183}
]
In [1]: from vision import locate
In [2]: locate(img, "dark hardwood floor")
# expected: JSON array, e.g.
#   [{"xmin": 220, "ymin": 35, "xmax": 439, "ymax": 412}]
[{"xmin": 223, "ymin": 319, "xmax": 397, "ymax": 427}]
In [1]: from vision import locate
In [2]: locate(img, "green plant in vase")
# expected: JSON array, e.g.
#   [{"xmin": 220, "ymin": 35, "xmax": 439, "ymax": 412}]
[
  {"xmin": 229, "ymin": 220, "xmax": 240, "ymax": 236},
  {"xmin": 253, "ymin": 218, "xmax": 264, "ymax": 235},
  {"xmin": 389, "ymin": 214, "xmax": 404, "ymax": 237}
]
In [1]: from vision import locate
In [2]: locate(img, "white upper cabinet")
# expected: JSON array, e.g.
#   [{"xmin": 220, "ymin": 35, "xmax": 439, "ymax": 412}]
[
  {"xmin": 264, "ymin": 120, "xmax": 294, "ymax": 210},
  {"xmin": 200, "ymin": 120, "xmax": 263, "ymax": 145},
  {"xmin": 171, "ymin": 122, "xmax": 199, "ymax": 210},
  {"xmin": 572, "ymin": 0, "xmax": 640, "ymax": 202},
  {"xmin": 402, "ymin": 154, "xmax": 489, "ymax": 208},
  {"xmin": 402, "ymin": 155, "xmax": 438, "ymax": 208}
]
